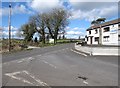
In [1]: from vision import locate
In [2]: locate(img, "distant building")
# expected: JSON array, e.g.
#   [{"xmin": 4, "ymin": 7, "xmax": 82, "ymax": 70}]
[{"xmin": 86, "ymin": 18, "xmax": 120, "ymax": 45}]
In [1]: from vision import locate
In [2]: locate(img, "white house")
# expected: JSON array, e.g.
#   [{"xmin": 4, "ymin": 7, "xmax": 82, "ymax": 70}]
[{"xmin": 86, "ymin": 18, "xmax": 120, "ymax": 46}]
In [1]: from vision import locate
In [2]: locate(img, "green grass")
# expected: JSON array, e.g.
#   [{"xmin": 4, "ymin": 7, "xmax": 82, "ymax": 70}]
[
  {"xmin": 57, "ymin": 39, "xmax": 70, "ymax": 43},
  {"xmin": 39, "ymin": 43, "xmax": 54, "ymax": 47},
  {"xmin": 57, "ymin": 39, "xmax": 80, "ymax": 44}
]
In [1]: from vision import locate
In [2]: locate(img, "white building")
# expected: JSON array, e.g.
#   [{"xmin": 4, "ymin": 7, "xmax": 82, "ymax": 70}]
[{"xmin": 86, "ymin": 18, "xmax": 120, "ymax": 46}]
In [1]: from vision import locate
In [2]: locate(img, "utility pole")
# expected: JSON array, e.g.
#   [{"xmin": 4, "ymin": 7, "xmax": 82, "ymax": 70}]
[
  {"xmin": 8, "ymin": 3, "xmax": 11, "ymax": 52},
  {"xmin": 99, "ymin": 25, "xmax": 102, "ymax": 45}
]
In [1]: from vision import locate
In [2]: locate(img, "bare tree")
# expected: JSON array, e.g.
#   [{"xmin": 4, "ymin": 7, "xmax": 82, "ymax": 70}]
[
  {"xmin": 20, "ymin": 8, "xmax": 70, "ymax": 45},
  {"xmin": 29, "ymin": 13, "xmax": 46, "ymax": 44},
  {"xmin": 44, "ymin": 8, "xmax": 70, "ymax": 44}
]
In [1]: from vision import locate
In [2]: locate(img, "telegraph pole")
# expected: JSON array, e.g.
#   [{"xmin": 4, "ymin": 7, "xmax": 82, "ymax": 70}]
[
  {"xmin": 8, "ymin": 3, "xmax": 11, "ymax": 52},
  {"xmin": 99, "ymin": 25, "xmax": 102, "ymax": 45}
]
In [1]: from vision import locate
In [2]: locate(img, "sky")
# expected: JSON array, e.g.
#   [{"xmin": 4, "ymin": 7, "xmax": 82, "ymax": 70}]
[{"xmin": 1, "ymin": 0, "xmax": 119, "ymax": 39}]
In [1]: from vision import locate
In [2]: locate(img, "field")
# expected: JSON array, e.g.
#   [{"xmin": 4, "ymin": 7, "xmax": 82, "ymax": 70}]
[{"xmin": 1, "ymin": 39, "xmax": 24, "ymax": 53}]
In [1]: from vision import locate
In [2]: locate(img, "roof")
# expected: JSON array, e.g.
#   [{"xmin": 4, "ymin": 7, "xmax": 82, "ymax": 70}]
[{"xmin": 86, "ymin": 18, "xmax": 120, "ymax": 31}]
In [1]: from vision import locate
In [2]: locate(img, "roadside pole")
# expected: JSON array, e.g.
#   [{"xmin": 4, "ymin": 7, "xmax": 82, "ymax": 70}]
[
  {"xmin": 99, "ymin": 25, "xmax": 102, "ymax": 45},
  {"xmin": 8, "ymin": 3, "xmax": 11, "ymax": 52}
]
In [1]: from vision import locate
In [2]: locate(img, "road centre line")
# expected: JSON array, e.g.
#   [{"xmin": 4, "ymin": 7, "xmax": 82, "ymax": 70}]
[
  {"xmin": 3, "ymin": 57, "xmax": 35, "ymax": 65},
  {"xmin": 42, "ymin": 60, "xmax": 57, "ymax": 69}
]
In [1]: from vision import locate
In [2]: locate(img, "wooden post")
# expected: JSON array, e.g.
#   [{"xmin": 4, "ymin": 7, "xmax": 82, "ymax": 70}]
[{"xmin": 8, "ymin": 4, "xmax": 11, "ymax": 52}]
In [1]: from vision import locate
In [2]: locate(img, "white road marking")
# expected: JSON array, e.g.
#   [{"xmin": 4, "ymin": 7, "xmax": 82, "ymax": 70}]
[
  {"xmin": 5, "ymin": 70, "xmax": 50, "ymax": 87},
  {"xmin": 3, "ymin": 57, "xmax": 35, "ymax": 65},
  {"xmin": 38, "ymin": 55, "xmax": 42, "ymax": 57},
  {"xmin": 5, "ymin": 71, "xmax": 34, "ymax": 85},
  {"xmin": 83, "ymin": 80, "xmax": 88, "ymax": 85},
  {"xmin": 22, "ymin": 71, "xmax": 50, "ymax": 87},
  {"xmin": 71, "ymin": 49, "xmax": 87, "ymax": 57},
  {"xmin": 27, "ymin": 57, "xmax": 35, "ymax": 61},
  {"xmin": 17, "ymin": 60, "xmax": 23, "ymax": 63},
  {"xmin": 42, "ymin": 60, "xmax": 57, "ymax": 69}
]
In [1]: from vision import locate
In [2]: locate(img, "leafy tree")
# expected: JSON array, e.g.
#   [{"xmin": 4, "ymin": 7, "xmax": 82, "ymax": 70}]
[
  {"xmin": 96, "ymin": 18, "xmax": 106, "ymax": 24},
  {"xmin": 91, "ymin": 20, "xmax": 97, "ymax": 25},
  {"xmin": 20, "ymin": 23, "xmax": 36, "ymax": 43},
  {"xmin": 91, "ymin": 18, "xmax": 106, "ymax": 25}
]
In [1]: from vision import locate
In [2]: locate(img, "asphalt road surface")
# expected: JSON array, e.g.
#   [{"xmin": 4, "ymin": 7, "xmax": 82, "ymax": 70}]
[{"xmin": 2, "ymin": 43, "xmax": 118, "ymax": 87}]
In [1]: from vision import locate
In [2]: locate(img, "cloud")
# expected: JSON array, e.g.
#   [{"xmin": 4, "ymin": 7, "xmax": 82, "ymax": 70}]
[
  {"xmin": 66, "ymin": 30, "xmax": 83, "ymax": 35},
  {"xmin": 65, "ymin": 26, "xmax": 85, "ymax": 31},
  {"xmin": 3, "ymin": 26, "xmax": 18, "ymax": 31},
  {"xmin": 3, "ymin": 31, "xmax": 17, "ymax": 36},
  {"xmin": 66, "ymin": 35, "xmax": 79, "ymax": 39},
  {"xmin": 99, "ymin": 6, "xmax": 118, "ymax": 18},
  {"xmin": 64, "ymin": 26, "xmax": 86, "ymax": 39},
  {"xmin": 68, "ymin": 2, "xmax": 118, "ymax": 21},
  {"xmin": 65, "ymin": 26, "xmax": 86, "ymax": 34},
  {"xmin": 69, "ymin": 0, "xmax": 119, "ymax": 2},
  {"xmin": 29, "ymin": 0, "xmax": 63, "ymax": 13},
  {"xmin": 1, "ymin": 4, "xmax": 33, "ymax": 17},
  {"xmin": 2, "ymin": 26, "xmax": 19, "ymax": 38},
  {"xmin": 69, "ymin": 5, "xmax": 118, "ymax": 21},
  {"xmin": 0, "ymin": 27, "xmax": 2, "ymax": 38},
  {"xmin": 69, "ymin": 2, "xmax": 117, "ymax": 11}
]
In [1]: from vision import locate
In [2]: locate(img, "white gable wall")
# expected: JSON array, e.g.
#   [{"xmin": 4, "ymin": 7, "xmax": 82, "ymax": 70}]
[{"xmin": 86, "ymin": 23, "xmax": 119, "ymax": 46}]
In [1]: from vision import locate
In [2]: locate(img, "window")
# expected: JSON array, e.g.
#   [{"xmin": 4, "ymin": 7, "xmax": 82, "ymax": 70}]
[
  {"xmin": 119, "ymin": 24, "xmax": 120, "ymax": 30},
  {"xmin": 95, "ymin": 29, "xmax": 98, "ymax": 34},
  {"xmin": 103, "ymin": 36, "xmax": 109, "ymax": 42},
  {"xmin": 89, "ymin": 31, "xmax": 91, "ymax": 34},
  {"xmin": 95, "ymin": 37, "xmax": 99, "ymax": 42},
  {"xmin": 86, "ymin": 37, "xmax": 88, "ymax": 41},
  {"xmin": 118, "ymin": 35, "xmax": 120, "ymax": 41},
  {"xmin": 104, "ymin": 27, "xmax": 110, "ymax": 32}
]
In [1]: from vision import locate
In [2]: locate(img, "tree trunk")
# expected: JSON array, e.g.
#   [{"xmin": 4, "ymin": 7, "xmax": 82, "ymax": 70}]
[
  {"xmin": 54, "ymin": 36, "xmax": 56, "ymax": 45},
  {"xmin": 42, "ymin": 31, "xmax": 45, "ymax": 44},
  {"xmin": 42, "ymin": 36, "xmax": 45, "ymax": 44}
]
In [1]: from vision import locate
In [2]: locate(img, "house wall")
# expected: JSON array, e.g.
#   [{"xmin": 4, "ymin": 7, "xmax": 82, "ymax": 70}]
[
  {"xmin": 102, "ymin": 24, "xmax": 118, "ymax": 45},
  {"xmin": 86, "ymin": 28, "xmax": 99, "ymax": 45},
  {"xmin": 86, "ymin": 23, "xmax": 119, "ymax": 46}
]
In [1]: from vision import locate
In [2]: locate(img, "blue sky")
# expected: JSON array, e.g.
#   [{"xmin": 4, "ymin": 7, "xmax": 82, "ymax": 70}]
[{"xmin": 1, "ymin": 0, "xmax": 118, "ymax": 39}]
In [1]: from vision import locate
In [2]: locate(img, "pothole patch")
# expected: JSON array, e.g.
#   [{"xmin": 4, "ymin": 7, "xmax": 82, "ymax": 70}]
[
  {"xmin": 76, "ymin": 74, "xmax": 89, "ymax": 85},
  {"xmin": 77, "ymin": 76, "xmax": 88, "ymax": 80}
]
